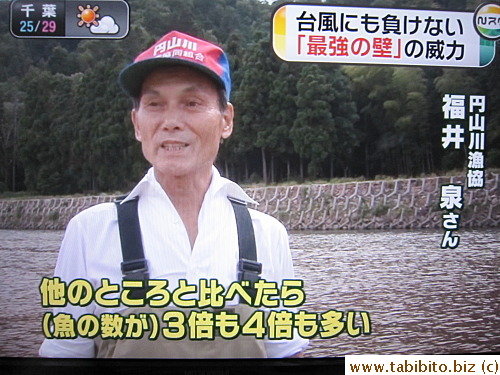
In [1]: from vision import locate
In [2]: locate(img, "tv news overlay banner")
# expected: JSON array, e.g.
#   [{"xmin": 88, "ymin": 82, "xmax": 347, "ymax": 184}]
[
  {"xmin": 346, "ymin": 355, "xmax": 500, "ymax": 375},
  {"xmin": 10, "ymin": 0, "xmax": 129, "ymax": 39},
  {"xmin": 272, "ymin": 3, "xmax": 499, "ymax": 68}
]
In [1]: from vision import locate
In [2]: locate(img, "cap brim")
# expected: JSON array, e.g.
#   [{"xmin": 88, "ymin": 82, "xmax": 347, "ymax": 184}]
[{"xmin": 118, "ymin": 58, "xmax": 226, "ymax": 99}]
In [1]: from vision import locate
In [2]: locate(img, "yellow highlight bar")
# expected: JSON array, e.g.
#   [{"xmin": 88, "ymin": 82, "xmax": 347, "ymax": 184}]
[{"xmin": 272, "ymin": 6, "xmax": 287, "ymax": 60}]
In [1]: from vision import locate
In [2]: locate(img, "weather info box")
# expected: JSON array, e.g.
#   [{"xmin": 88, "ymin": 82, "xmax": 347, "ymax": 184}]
[{"xmin": 10, "ymin": 0, "xmax": 129, "ymax": 39}]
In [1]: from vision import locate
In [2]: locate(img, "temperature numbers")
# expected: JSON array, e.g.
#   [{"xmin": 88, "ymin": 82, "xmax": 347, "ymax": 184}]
[
  {"xmin": 10, "ymin": 0, "xmax": 65, "ymax": 37},
  {"xmin": 19, "ymin": 20, "xmax": 57, "ymax": 34}
]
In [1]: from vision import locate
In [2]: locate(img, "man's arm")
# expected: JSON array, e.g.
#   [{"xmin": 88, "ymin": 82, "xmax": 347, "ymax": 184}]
[{"xmin": 39, "ymin": 217, "xmax": 96, "ymax": 358}]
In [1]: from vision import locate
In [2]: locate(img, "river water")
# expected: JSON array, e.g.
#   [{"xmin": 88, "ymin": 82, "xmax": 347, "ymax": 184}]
[{"xmin": 0, "ymin": 228, "xmax": 498, "ymax": 357}]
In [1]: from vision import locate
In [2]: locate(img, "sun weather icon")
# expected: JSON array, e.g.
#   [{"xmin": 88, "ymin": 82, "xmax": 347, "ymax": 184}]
[{"xmin": 77, "ymin": 4, "xmax": 100, "ymax": 28}]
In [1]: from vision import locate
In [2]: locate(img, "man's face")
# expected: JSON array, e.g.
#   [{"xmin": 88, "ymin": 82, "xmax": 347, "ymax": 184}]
[{"xmin": 131, "ymin": 66, "xmax": 233, "ymax": 181}]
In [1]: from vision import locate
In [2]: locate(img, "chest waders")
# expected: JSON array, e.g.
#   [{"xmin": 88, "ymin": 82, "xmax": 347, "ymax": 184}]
[{"xmin": 95, "ymin": 197, "xmax": 268, "ymax": 358}]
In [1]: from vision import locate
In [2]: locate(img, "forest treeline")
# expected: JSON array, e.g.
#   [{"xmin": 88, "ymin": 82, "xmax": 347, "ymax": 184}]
[{"xmin": 0, "ymin": 0, "xmax": 499, "ymax": 195}]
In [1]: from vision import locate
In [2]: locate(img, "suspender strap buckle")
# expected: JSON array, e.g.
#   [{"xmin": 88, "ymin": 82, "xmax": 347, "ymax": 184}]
[
  {"xmin": 238, "ymin": 258, "xmax": 262, "ymax": 284},
  {"xmin": 121, "ymin": 259, "xmax": 149, "ymax": 281},
  {"xmin": 115, "ymin": 198, "xmax": 149, "ymax": 285}
]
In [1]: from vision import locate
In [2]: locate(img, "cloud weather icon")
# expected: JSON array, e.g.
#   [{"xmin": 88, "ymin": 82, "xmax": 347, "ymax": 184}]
[{"xmin": 90, "ymin": 15, "xmax": 119, "ymax": 34}]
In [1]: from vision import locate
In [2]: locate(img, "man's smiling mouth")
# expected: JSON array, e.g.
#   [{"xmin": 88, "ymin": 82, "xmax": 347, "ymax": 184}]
[{"xmin": 161, "ymin": 141, "xmax": 189, "ymax": 151}]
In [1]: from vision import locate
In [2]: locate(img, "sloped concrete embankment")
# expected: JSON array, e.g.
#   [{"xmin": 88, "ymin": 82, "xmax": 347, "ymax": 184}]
[{"xmin": 0, "ymin": 173, "xmax": 499, "ymax": 231}]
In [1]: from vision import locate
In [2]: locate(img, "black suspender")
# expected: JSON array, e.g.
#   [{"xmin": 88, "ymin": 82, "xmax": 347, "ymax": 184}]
[
  {"xmin": 115, "ymin": 196, "xmax": 262, "ymax": 300},
  {"xmin": 228, "ymin": 198, "xmax": 262, "ymax": 293},
  {"xmin": 115, "ymin": 198, "xmax": 149, "ymax": 299}
]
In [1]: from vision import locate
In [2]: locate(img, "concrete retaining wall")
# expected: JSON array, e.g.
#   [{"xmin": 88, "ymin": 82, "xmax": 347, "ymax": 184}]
[{"xmin": 1, "ymin": 173, "xmax": 499, "ymax": 231}]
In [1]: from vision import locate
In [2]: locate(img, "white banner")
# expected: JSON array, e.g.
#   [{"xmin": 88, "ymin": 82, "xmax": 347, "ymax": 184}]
[{"xmin": 272, "ymin": 4, "xmax": 497, "ymax": 68}]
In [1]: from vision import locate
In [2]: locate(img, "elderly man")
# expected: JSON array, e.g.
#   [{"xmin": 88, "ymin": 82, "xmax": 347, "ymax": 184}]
[{"xmin": 39, "ymin": 30, "xmax": 308, "ymax": 358}]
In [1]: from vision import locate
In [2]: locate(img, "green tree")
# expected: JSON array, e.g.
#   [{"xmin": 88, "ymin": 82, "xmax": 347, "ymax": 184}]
[
  {"xmin": 0, "ymin": 80, "xmax": 24, "ymax": 191},
  {"xmin": 291, "ymin": 64, "xmax": 358, "ymax": 179},
  {"xmin": 70, "ymin": 60, "xmax": 143, "ymax": 193},
  {"xmin": 291, "ymin": 65, "xmax": 335, "ymax": 179},
  {"xmin": 47, "ymin": 46, "xmax": 80, "ymax": 76},
  {"xmin": 234, "ymin": 32, "xmax": 279, "ymax": 183},
  {"xmin": 267, "ymin": 63, "xmax": 300, "ymax": 181},
  {"xmin": 324, "ymin": 66, "xmax": 359, "ymax": 178},
  {"xmin": 344, "ymin": 65, "xmax": 393, "ymax": 177},
  {"xmin": 383, "ymin": 68, "xmax": 432, "ymax": 175},
  {"xmin": 18, "ymin": 69, "xmax": 77, "ymax": 194},
  {"xmin": 345, "ymin": 65, "xmax": 433, "ymax": 177}
]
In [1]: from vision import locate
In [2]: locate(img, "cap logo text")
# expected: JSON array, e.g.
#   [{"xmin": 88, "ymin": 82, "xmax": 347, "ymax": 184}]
[{"xmin": 153, "ymin": 37, "xmax": 198, "ymax": 57}]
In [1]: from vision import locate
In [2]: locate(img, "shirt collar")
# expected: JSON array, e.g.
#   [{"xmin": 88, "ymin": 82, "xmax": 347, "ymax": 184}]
[
  {"xmin": 120, "ymin": 166, "xmax": 257, "ymax": 205},
  {"xmin": 208, "ymin": 166, "xmax": 258, "ymax": 205}
]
